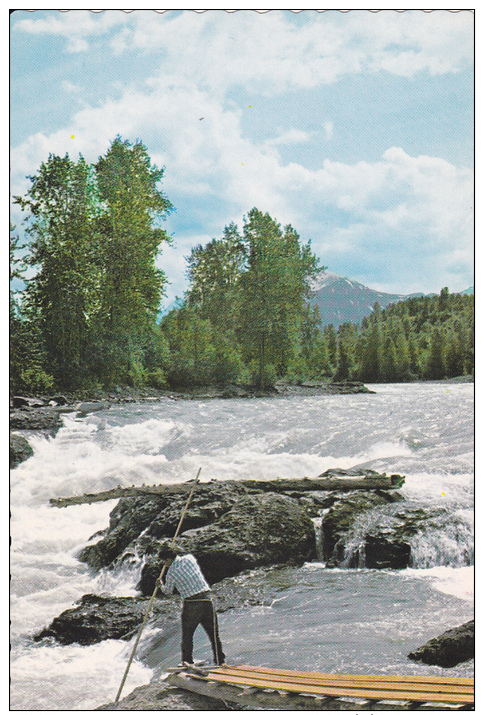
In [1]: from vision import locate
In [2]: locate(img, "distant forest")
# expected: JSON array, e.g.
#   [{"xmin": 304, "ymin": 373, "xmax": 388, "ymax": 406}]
[{"xmin": 10, "ymin": 139, "xmax": 474, "ymax": 394}]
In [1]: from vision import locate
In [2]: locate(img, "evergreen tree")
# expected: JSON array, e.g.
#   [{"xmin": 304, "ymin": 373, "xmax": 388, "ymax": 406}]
[
  {"xmin": 324, "ymin": 324, "xmax": 338, "ymax": 368},
  {"xmin": 359, "ymin": 309, "xmax": 382, "ymax": 382},
  {"xmin": 425, "ymin": 326, "xmax": 446, "ymax": 379}
]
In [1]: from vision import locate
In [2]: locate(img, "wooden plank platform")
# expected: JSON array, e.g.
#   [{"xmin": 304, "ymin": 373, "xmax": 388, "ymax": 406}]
[{"xmin": 166, "ymin": 664, "xmax": 474, "ymax": 711}]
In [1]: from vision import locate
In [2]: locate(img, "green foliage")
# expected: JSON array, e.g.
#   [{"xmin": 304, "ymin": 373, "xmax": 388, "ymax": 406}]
[
  {"xmin": 178, "ymin": 207, "xmax": 323, "ymax": 389},
  {"xmin": 352, "ymin": 289, "xmax": 474, "ymax": 383},
  {"xmin": 10, "ymin": 138, "xmax": 172, "ymax": 394},
  {"xmin": 11, "ymin": 155, "xmax": 473, "ymax": 394},
  {"xmin": 94, "ymin": 137, "xmax": 172, "ymax": 377},
  {"xmin": 237, "ymin": 208, "xmax": 322, "ymax": 388}
]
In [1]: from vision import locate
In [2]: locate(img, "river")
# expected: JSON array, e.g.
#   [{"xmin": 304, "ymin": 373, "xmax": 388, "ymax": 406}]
[{"xmin": 10, "ymin": 382, "xmax": 474, "ymax": 710}]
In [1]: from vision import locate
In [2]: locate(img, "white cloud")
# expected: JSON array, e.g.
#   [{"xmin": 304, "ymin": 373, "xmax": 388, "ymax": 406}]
[
  {"xmin": 11, "ymin": 76, "xmax": 473, "ymax": 263},
  {"xmin": 13, "ymin": 10, "xmax": 128, "ymax": 53},
  {"xmin": 266, "ymin": 129, "xmax": 312, "ymax": 147},
  {"xmin": 61, "ymin": 80, "xmax": 80, "ymax": 93},
  {"xmin": 13, "ymin": 10, "xmax": 473, "ymax": 87}
]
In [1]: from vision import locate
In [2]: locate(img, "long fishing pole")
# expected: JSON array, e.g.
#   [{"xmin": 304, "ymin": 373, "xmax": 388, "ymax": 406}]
[{"xmin": 114, "ymin": 467, "xmax": 202, "ymax": 706}]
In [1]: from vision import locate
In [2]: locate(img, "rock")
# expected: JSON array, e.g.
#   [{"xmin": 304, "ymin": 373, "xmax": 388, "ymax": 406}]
[
  {"xmin": 138, "ymin": 493, "xmax": 316, "ymax": 594},
  {"xmin": 33, "ymin": 594, "xmax": 178, "ymax": 646},
  {"xmin": 75, "ymin": 401, "xmax": 110, "ymax": 415},
  {"xmin": 79, "ymin": 496, "xmax": 170, "ymax": 570},
  {"xmin": 321, "ymin": 491, "xmax": 404, "ymax": 567},
  {"xmin": 79, "ymin": 482, "xmax": 250, "ymax": 570},
  {"xmin": 275, "ymin": 381, "xmax": 375, "ymax": 396},
  {"xmin": 51, "ymin": 394, "xmax": 69, "ymax": 405},
  {"xmin": 97, "ymin": 680, "xmax": 231, "ymax": 710},
  {"xmin": 12, "ymin": 395, "xmax": 47, "ymax": 408},
  {"xmin": 408, "ymin": 620, "xmax": 474, "ymax": 667},
  {"xmin": 33, "ymin": 567, "xmax": 283, "ymax": 647},
  {"xmin": 328, "ymin": 381, "xmax": 375, "ymax": 394},
  {"xmin": 364, "ymin": 528, "xmax": 411, "ymax": 569},
  {"xmin": 10, "ymin": 433, "xmax": 34, "ymax": 468},
  {"xmin": 9, "ymin": 406, "xmax": 63, "ymax": 435}
]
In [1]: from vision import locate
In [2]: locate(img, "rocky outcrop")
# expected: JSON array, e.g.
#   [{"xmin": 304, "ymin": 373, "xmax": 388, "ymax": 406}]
[
  {"xmin": 79, "ymin": 474, "xmax": 418, "ymax": 583},
  {"xmin": 408, "ymin": 620, "xmax": 474, "ymax": 667},
  {"xmin": 276, "ymin": 381, "xmax": 375, "ymax": 396},
  {"xmin": 363, "ymin": 528, "xmax": 411, "ymax": 569},
  {"xmin": 10, "ymin": 433, "xmax": 34, "ymax": 468},
  {"xmin": 33, "ymin": 594, "xmax": 178, "ymax": 646},
  {"xmin": 79, "ymin": 482, "xmax": 251, "ymax": 570},
  {"xmin": 138, "ymin": 492, "xmax": 316, "ymax": 594}
]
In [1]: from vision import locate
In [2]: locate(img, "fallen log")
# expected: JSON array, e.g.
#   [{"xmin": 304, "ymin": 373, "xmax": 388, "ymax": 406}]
[{"xmin": 49, "ymin": 470, "xmax": 405, "ymax": 508}]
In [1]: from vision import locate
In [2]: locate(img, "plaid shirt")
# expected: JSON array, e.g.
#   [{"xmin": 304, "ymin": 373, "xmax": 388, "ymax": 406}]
[{"xmin": 162, "ymin": 554, "xmax": 210, "ymax": 599}]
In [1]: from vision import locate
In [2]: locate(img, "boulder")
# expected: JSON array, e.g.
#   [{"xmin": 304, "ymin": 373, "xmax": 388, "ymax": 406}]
[
  {"xmin": 364, "ymin": 528, "xmax": 412, "ymax": 569},
  {"xmin": 12, "ymin": 395, "xmax": 47, "ymax": 408},
  {"xmin": 10, "ymin": 433, "xmax": 34, "ymax": 468},
  {"xmin": 138, "ymin": 493, "xmax": 316, "ymax": 595},
  {"xmin": 33, "ymin": 594, "xmax": 177, "ymax": 646},
  {"xmin": 408, "ymin": 620, "xmax": 474, "ymax": 667},
  {"xmin": 321, "ymin": 490, "xmax": 404, "ymax": 567},
  {"xmin": 10, "ymin": 406, "xmax": 63, "ymax": 435},
  {"xmin": 79, "ymin": 482, "xmax": 250, "ymax": 570}
]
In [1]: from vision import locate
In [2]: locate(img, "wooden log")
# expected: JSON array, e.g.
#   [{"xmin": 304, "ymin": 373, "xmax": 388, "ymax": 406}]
[
  {"xmin": 49, "ymin": 481, "xmax": 197, "ymax": 507},
  {"xmin": 49, "ymin": 472, "xmax": 405, "ymax": 508}
]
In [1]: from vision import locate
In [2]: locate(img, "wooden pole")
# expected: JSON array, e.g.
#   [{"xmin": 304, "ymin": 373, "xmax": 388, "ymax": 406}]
[{"xmin": 114, "ymin": 468, "xmax": 202, "ymax": 706}]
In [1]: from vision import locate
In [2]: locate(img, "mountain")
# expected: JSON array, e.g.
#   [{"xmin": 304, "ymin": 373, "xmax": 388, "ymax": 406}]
[{"xmin": 308, "ymin": 273, "xmax": 426, "ymax": 328}]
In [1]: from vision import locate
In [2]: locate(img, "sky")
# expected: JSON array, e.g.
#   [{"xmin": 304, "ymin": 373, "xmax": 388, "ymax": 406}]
[{"xmin": 10, "ymin": 9, "xmax": 474, "ymax": 308}]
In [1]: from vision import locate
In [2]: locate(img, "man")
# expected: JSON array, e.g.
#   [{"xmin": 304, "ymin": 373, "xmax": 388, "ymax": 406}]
[{"xmin": 158, "ymin": 543, "xmax": 225, "ymax": 666}]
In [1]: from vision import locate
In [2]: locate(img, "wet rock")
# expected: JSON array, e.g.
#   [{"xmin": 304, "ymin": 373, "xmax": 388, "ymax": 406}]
[
  {"xmin": 321, "ymin": 490, "xmax": 404, "ymax": 566},
  {"xmin": 79, "ymin": 496, "xmax": 169, "ymax": 569},
  {"xmin": 275, "ymin": 381, "xmax": 375, "ymax": 396},
  {"xmin": 51, "ymin": 394, "xmax": 69, "ymax": 405},
  {"xmin": 33, "ymin": 594, "xmax": 178, "ymax": 646},
  {"xmin": 79, "ymin": 482, "xmax": 250, "ymax": 570},
  {"xmin": 9, "ymin": 406, "xmax": 63, "ymax": 435},
  {"xmin": 75, "ymin": 401, "xmax": 111, "ymax": 415},
  {"xmin": 138, "ymin": 493, "xmax": 316, "ymax": 594},
  {"xmin": 364, "ymin": 528, "xmax": 412, "ymax": 569},
  {"xmin": 328, "ymin": 381, "xmax": 375, "ymax": 394},
  {"xmin": 10, "ymin": 433, "xmax": 34, "ymax": 468},
  {"xmin": 408, "ymin": 620, "xmax": 474, "ymax": 667},
  {"xmin": 12, "ymin": 395, "xmax": 47, "ymax": 408}
]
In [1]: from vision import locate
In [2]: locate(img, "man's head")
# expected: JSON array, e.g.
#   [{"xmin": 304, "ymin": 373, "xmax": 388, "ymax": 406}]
[{"xmin": 158, "ymin": 542, "xmax": 182, "ymax": 564}]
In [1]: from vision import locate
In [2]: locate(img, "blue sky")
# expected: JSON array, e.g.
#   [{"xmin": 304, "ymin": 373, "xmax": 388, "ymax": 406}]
[{"xmin": 10, "ymin": 9, "xmax": 474, "ymax": 308}]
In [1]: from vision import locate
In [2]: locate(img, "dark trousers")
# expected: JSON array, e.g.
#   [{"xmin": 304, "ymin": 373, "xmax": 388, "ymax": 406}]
[{"xmin": 181, "ymin": 591, "xmax": 225, "ymax": 665}]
